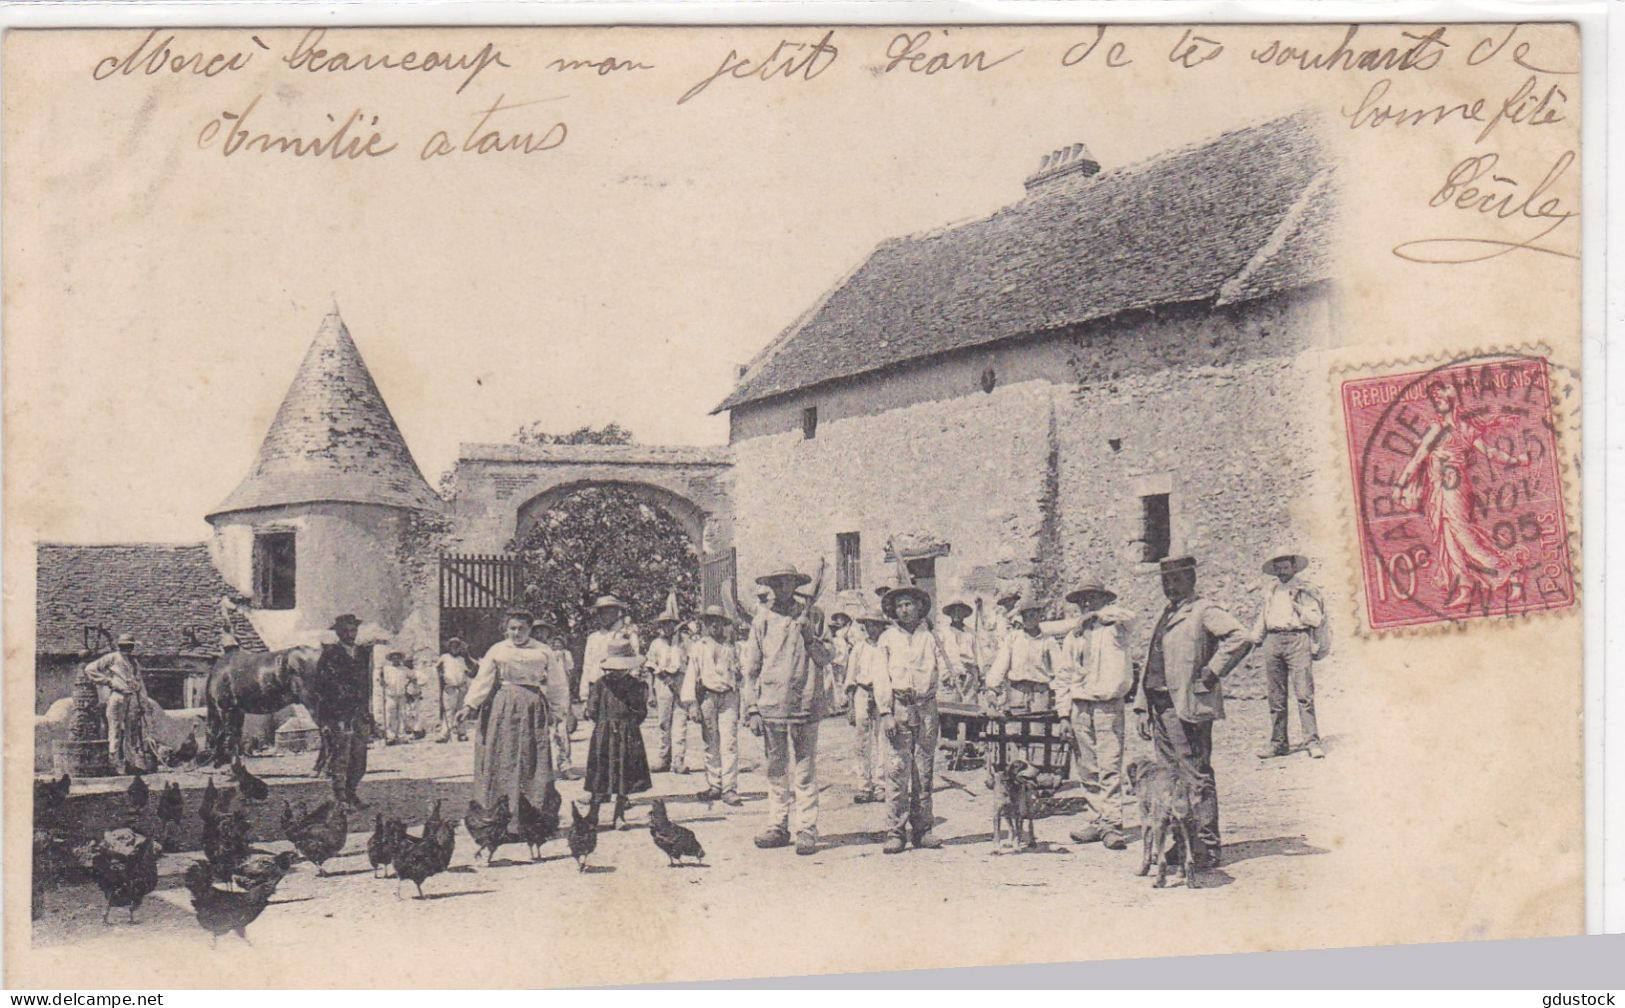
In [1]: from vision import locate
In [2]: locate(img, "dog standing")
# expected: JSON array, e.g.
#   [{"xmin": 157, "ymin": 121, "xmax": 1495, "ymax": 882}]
[
  {"xmin": 986, "ymin": 759, "xmax": 1039, "ymax": 851},
  {"xmin": 1126, "ymin": 758, "xmax": 1199, "ymax": 888}
]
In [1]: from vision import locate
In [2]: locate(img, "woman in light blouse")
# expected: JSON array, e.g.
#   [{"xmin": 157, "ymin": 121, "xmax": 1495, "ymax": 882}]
[{"xmin": 458, "ymin": 608, "xmax": 560, "ymax": 824}]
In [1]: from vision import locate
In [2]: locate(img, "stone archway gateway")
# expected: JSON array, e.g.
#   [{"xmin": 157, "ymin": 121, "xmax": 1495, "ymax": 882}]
[{"xmin": 449, "ymin": 442, "xmax": 733, "ymax": 557}]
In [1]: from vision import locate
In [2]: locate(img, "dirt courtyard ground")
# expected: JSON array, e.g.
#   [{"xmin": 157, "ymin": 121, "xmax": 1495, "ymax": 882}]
[{"xmin": 29, "ymin": 682, "xmax": 1349, "ymax": 986}]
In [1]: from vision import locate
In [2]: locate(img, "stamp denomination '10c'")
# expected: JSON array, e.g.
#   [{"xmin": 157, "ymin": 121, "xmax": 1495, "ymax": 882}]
[{"xmin": 1343, "ymin": 354, "xmax": 1575, "ymax": 631}]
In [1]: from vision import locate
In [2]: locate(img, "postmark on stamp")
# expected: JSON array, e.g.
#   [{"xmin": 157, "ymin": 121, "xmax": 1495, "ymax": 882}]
[{"xmin": 1342, "ymin": 352, "xmax": 1575, "ymax": 631}]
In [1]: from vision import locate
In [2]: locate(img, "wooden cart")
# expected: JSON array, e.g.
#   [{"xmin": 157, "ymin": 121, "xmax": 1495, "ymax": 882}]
[{"xmin": 938, "ymin": 701, "xmax": 1073, "ymax": 794}]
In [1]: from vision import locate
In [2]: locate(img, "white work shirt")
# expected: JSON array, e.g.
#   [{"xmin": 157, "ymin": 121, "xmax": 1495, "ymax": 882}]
[
  {"xmin": 1258, "ymin": 578, "xmax": 1326, "ymax": 634},
  {"xmin": 986, "ymin": 631, "xmax": 1054, "ymax": 690},
  {"xmin": 875, "ymin": 623, "xmax": 948, "ymax": 711},
  {"xmin": 680, "ymin": 637, "xmax": 740, "ymax": 702},
  {"xmin": 645, "ymin": 637, "xmax": 685, "ymax": 677},
  {"xmin": 580, "ymin": 619, "xmax": 642, "ymax": 701}
]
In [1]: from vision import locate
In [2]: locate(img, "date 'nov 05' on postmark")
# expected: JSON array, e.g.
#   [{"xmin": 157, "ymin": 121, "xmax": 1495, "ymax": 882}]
[{"xmin": 1341, "ymin": 354, "xmax": 1575, "ymax": 632}]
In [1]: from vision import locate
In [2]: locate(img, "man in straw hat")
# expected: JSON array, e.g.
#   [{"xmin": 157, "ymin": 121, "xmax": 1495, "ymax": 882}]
[
  {"xmin": 742, "ymin": 565, "xmax": 832, "ymax": 855},
  {"xmin": 825, "ymin": 610, "xmax": 854, "ymax": 715},
  {"xmin": 314, "ymin": 613, "xmax": 375, "ymax": 808},
  {"xmin": 984, "ymin": 600, "xmax": 1056, "ymax": 715},
  {"xmin": 82, "ymin": 631, "xmax": 151, "ymax": 773},
  {"xmin": 1251, "ymin": 548, "xmax": 1329, "ymax": 760},
  {"xmin": 435, "ymin": 637, "xmax": 474, "ymax": 743},
  {"xmin": 579, "ymin": 594, "xmax": 641, "ymax": 708},
  {"xmin": 681, "ymin": 605, "xmax": 745, "ymax": 805},
  {"xmin": 645, "ymin": 593, "xmax": 691, "ymax": 774},
  {"xmin": 875, "ymin": 584, "xmax": 950, "ymax": 853},
  {"xmin": 843, "ymin": 604, "xmax": 893, "ymax": 805},
  {"xmin": 937, "ymin": 599, "xmax": 981, "ymax": 702},
  {"xmin": 1133, "ymin": 556, "xmax": 1252, "ymax": 870},
  {"xmin": 1054, "ymin": 579, "xmax": 1138, "ymax": 850}
]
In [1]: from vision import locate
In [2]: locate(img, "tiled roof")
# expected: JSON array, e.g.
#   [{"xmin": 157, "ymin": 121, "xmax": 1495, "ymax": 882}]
[
  {"xmin": 35, "ymin": 543, "xmax": 241, "ymax": 656},
  {"xmin": 209, "ymin": 310, "xmax": 441, "ymax": 519},
  {"xmin": 717, "ymin": 111, "xmax": 1334, "ymax": 412}
]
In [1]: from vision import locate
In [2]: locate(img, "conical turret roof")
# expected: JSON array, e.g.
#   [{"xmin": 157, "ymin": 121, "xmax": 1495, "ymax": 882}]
[{"xmin": 208, "ymin": 309, "xmax": 441, "ymax": 520}]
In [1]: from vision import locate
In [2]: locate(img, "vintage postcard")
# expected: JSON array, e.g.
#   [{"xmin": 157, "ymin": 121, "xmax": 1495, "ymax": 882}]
[{"xmin": 3, "ymin": 19, "xmax": 1585, "ymax": 988}]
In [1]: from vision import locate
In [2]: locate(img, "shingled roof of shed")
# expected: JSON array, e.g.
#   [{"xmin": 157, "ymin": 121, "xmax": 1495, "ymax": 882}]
[
  {"xmin": 35, "ymin": 543, "xmax": 240, "ymax": 656},
  {"xmin": 209, "ymin": 310, "xmax": 441, "ymax": 519},
  {"xmin": 716, "ymin": 111, "xmax": 1334, "ymax": 412}
]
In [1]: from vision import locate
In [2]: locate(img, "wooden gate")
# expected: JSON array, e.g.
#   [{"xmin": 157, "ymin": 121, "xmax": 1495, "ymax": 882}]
[
  {"xmin": 700, "ymin": 548, "xmax": 739, "ymax": 618},
  {"xmin": 439, "ymin": 552, "xmax": 528, "ymax": 657}
]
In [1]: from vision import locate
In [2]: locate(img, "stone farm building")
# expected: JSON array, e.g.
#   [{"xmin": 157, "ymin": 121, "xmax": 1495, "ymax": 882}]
[
  {"xmin": 715, "ymin": 112, "xmax": 1341, "ymax": 626},
  {"xmin": 33, "ymin": 543, "xmax": 265, "ymax": 713},
  {"xmin": 33, "ymin": 310, "xmax": 444, "ymax": 713}
]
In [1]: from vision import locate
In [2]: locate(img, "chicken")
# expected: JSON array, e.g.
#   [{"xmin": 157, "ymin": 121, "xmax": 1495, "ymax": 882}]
[
  {"xmin": 126, "ymin": 772, "xmax": 149, "ymax": 813},
  {"xmin": 367, "ymin": 813, "xmax": 400, "ymax": 878},
  {"xmin": 282, "ymin": 800, "xmax": 347, "ymax": 876},
  {"xmin": 198, "ymin": 777, "xmax": 219, "ymax": 821},
  {"xmin": 184, "ymin": 860, "xmax": 280, "ymax": 946},
  {"xmin": 34, "ymin": 774, "xmax": 72, "ymax": 815},
  {"xmin": 156, "ymin": 782, "xmax": 184, "ymax": 843},
  {"xmin": 568, "ymin": 800, "xmax": 600, "ymax": 872},
  {"xmin": 516, "ymin": 783, "xmax": 562, "ymax": 860},
  {"xmin": 202, "ymin": 802, "xmax": 251, "ymax": 882},
  {"xmin": 87, "ymin": 826, "xmax": 163, "ymax": 924},
  {"xmin": 230, "ymin": 850, "xmax": 297, "ymax": 891},
  {"xmin": 393, "ymin": 818, "xmax": 457, "ymax": 899},
  {"xmin": 463, "ymin": 795, "xmax": 511, "ymax": 865},
  {"xmin": 31, "ymin": 826, "xmax": 73, "ymax": 919},
  {"xmin": 231, "ymin": 758, "xmax": 269, "ymax": 803},
  {"xmin": 647, "ymin": 798, "xmax": 705, "ymax": 867},
  {"xmin": 166, "ymin": 733, "xmax": 200, "ymax": 768}
]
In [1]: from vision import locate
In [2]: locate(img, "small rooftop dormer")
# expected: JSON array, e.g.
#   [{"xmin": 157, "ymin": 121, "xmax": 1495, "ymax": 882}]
[{"xmin": 1024, "ymin": 142, "xmax": 1101, "ymax": 194}]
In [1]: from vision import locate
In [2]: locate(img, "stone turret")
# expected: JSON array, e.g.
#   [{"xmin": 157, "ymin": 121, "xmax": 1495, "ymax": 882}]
[{"xmin": 206, "ymin": 309, "xmax": 442, "ymax": 648}]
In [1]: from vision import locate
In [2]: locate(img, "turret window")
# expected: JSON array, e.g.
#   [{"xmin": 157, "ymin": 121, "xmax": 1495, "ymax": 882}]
[{"xmin": 253, "ymin": 531, "xmax": 297, "ymax": 610}]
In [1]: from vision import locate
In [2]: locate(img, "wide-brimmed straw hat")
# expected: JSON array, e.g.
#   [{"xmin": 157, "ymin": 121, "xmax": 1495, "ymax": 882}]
[
  {"xmin": 855, "ymin": 605, "xmax": 891, "ymax": 626},
  {"xmin": 592, "ymin": 594, "xmax": 628, "ymax": 611},
  {"xmin": 115, "ymin": 633, "xmax": 138, "ymax": 647},
  {"xmin": 654, "ymin": 593, "xmax": 682, "ymax": 625},
  {"xmin": 699, "ymin": 604, "xmax": 734, "ymax": 625},
  {"xmin": 829, "ymin": 611, "xmax": 853, "ymax": 627},
  {"xmin": 1159, "ymin": 555, "xmax": 1197, "ymax": 574},
  {"xmin": 600, "ymin": 640, "xmax": 644, "ymax": 671},
  {"xmin": 941, "ymin": 599, "xmax": 973, "ymax": 618},
  {"xmin": 755, "ymin": 566, "xmax": 812, "ymax": 588},
  {"xmin": 996, "ymin": 590, "xmax": 1022, "ymax": 607},
  {"xmin": 1064, "ymin": 579, "xmax": 1118, "ymax": 608},
  {"xmin": 1262, "ymin": 549, "xmax": 1309, "ymax": 575},
  {"xmin": 881, "ymin": 585, "xmax": 932, "ymax": 619}
]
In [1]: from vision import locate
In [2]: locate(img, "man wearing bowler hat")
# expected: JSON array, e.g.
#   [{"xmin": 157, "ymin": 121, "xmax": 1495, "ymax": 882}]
[
  {"xmin": 1133, "ymin": 556, "xmax": 1252, "ymax": 870},
  {"xmin": 1251, "ymin": 548, "xmax": 1329, "ymax": 760},
  {"xmin": 743, "ymin": 565, "xmax": 832, "ymax": 855},
  {"xmin": 315, "ymin": 614, "xmax": 374, "ymax": 808},
  {"xmin": 1054, "ymin": 580, "xmax": 1137, "ymax": 850},
  {"xmin": 875, "ymin": 584, "xmax": 950, "ymax": 852}
]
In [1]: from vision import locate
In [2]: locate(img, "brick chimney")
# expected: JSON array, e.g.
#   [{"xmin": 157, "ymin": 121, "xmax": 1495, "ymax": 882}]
[{"xmin": 1024, "ymin": 142, "xmax": 1100, "ymax": 194}]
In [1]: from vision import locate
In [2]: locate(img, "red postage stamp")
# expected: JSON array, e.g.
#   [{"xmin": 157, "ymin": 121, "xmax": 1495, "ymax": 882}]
[{"xmin": 1341, "ymin": 353, "xmax": 1575, "ymax": 631}]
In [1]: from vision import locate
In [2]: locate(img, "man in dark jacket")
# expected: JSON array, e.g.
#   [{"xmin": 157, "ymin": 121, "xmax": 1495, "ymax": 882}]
[
  {"xmin": 315, "ymin": 613, "xmax": 374, "ymax": 808},
  {"xmin": 1133, "ymin": 556, "xmax": 1252, "ymax": 870}
]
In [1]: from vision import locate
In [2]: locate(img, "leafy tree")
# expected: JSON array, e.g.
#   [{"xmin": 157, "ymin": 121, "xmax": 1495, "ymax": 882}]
[
  {"xmin": 513, "ymin": 421, "xmax": 633, "ymax": 447},
  {"xmin": 503, "ymin": 424, "xmax": 698, "ymax": 654}
]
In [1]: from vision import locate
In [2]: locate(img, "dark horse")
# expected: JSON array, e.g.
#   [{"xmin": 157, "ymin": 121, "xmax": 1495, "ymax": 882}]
[{"xmin": 203, "ymin": 646, "xmax": 323, "ymax": 767}]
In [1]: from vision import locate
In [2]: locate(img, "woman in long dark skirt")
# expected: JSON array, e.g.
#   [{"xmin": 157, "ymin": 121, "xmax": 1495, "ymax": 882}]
[
  {"xmin": 583, "ymin": 640, "xmax": 652, "ymax": 825},
  {"xmin": 459, "ymin": 609, "xmax": 560, "ymax": 834}
]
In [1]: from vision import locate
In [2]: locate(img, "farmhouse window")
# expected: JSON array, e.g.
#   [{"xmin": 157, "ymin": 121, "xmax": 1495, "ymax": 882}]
[
  {"xmin": 801, "ymin": 406, "xmax": 818, "ymax": 439},
  {"xmin": 1139, "ymin": 493, "xmax": 1172, "ymax": 564},
  {"xmin": 254, "ymin": 530, "xmax": 297, "ymax": 610},
  {"xmin": 905, "ymin": 557, "xmax": 938, "ymax": 605},
  {"xmin": 836, "ymin": 532, "xmax": 861, "ymax": 591}
]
